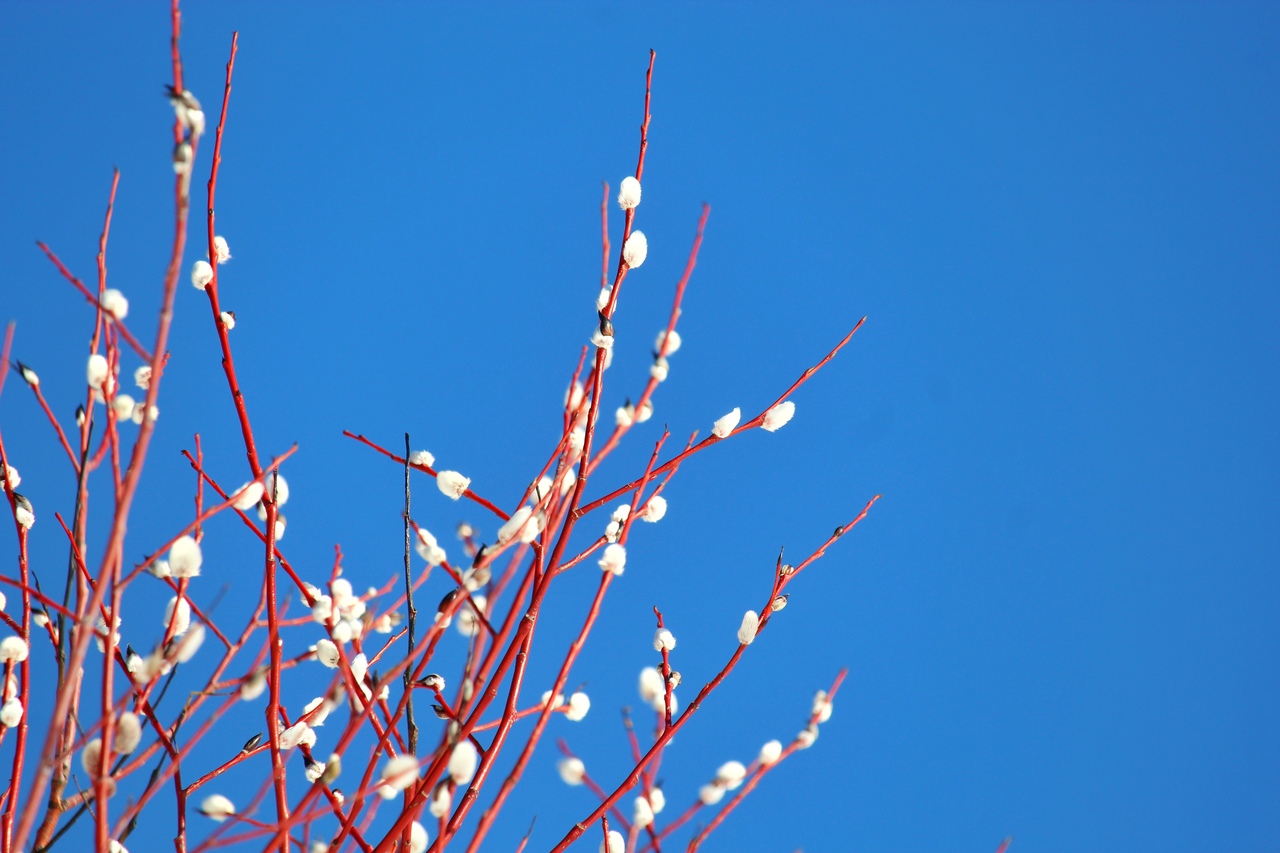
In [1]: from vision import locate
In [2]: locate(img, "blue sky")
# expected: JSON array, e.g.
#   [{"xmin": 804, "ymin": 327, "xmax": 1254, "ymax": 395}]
[{"xmin": 1, "ymin": 2, "xmax": 1278, "ymax": 852}]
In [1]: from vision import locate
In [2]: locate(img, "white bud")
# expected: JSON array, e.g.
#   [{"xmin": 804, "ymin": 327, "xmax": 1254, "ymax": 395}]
[
  {"xmin": 410, "ymin": 821, "xmax": 429, "ymax": 853},
  {"xmin": 134, "ymin": 365, "xmax": 151, "ymax": 390},
  {"xmin": 408, "ymin": 783, "xmax": 440, "ymax": 823},
  {"xmin": 381, "ymin": 754, "xmax": 420, "ymax": 792},
  {"xmin": 455, "ymin": 595, "xmax": 487, "ymax": 638},
  {"xmin": 175, "ymin": 622, "xmax": 206, "ymax": 663},
  {"xmin": 0, "ymin": 699, "xmax": 22, "ymax": 728},
  {"xmin": 278, "ymin": 721, "xmax": 311, "ymax": 750},
  {"xmin": 560, "ymin": 468, "xmax": 576, "ymax": 495},
  {"xmin": 698, "ymin": 783, "xmax": 725, "ymax": 806},
  {"xmin": 200, "ymin": 793, "xmax": 235, "ymax": 821},
  {"xmin": 796, "ymin": 724, "xmax": 818, "ymax": 749},
  {"xmin": 758, "ymin": 739, "xmax": 783, "ymax": 766},
  {"xmin": 635, "ymin": 400, "xmax": 653, "ymax": 423},
  {"xmin": 712, "ymin": 407, "xmax": 741, "ymax": 438},
  {"xmin": 598, "ymin": 543, "xmax": 626, "ymax": 576},
  {"xmin": 18, "ymin": 364, "xmax": 39, "ymax": 386},
  {"xmin": 168, "ymin": 536, "xmax": 202, "ymax": 579},
  {"xmin": 623, "ymin": 230, "xmax": 648, "ymax": 268},
  {"xmin": 737, "ymin": 610, "xmax": 759, "ymax": 645},
  {"xmin": 596, "ymin": 286, "xmax": 612, "ymax": 312},
  {"xmin": 81, "ymin": 738, "xmax": 103, "ymax": 776},
  {"xmin": 102, "ymin": 289, "xmax": 129, "ymax": 320},
  {"xmin": 14, "ymin": 495, "xmax": 34, "ymax": 529},
  {"xmin": 191, "ymin": 260, "xmax": 214, "ymax": 289},
  {"xmin": 812, "ymin": 689, "xmax": 834, "ymax": 723},
  {"xmin": 1, "ymin": 465, "xmax": 16, "ymax": 490},
  {"xmin": 600, "ymin": 829, "xmax": 625, "ymax": 853},
  {"xmin": 716, "ymin": 760, "xmax": 747, "ymax": 790},
  {"xmin": 557, "ymin": 756, "xmax": 585, "ymax": 785},
  {"xmin": 0, "ymin": 637, "xmax": 29, "ymax": 663},
  {"xmin": 163, "ymin": 596, "xmax": 191, "ymax": 636},
  {"xmin": 436, "ymin": 470, "xmax": 470, "ymax": 500},
  {"xmin": 653, "ymin": 628, "xmax": 676, "ymax": 652},
  {"xmin": 448, "ymin": 740, "xmax": 478, "ymax": 785},
  {"xmin": 305, "ymin": 761, "xmax": 325, "ymax": 783},
  {"xmin": 232, "ymin": 481, "xmax": 264, "ymax": 511},
  {"xmin": 617, "ymin": 176, "xmax": 642, "ymax": 210},
  {"xmin": 611, "ymin": 504, "xmax": 631, "ymax": 525},
  {"xmin": 220, "ymin": 311, "xmax": 236, "ymax": 330},
  {"xmin": 87, "ymin": 354, "xmax": 109, "ymax": 389},
  {"xmin": 541, "ymin": 690, "xmax": 565, "ymax": 710},
  {"xmin": 615, "ymin": 405, "xmax": 634, "ymax": 428},
  {"xmin": 497, "ymin": 506, "xmax": 538, "ymax": 545},
  {"xmin": 654, "ymin": 329, "xmax": 681, "ymax": 356},
  {"xmin": 213, "ymin": 235, "xmax": 232, "ymax": 263},
  {"xmin": 566, "ymin": 691, "xmax": 590, "ymax": 722},
  {"xmin": 263, "ymin": 471, "xmax": 289, "ymax": 506},
  {"xmin": 648, "ymin": 787, "xmax": 666, "ymax": 814},
  {"xmin": 115, "ymin": 712, "xmax": 143, "ymax": 754},
  {"xmin": 638, "ymin": 667, "xmax": 664, "ymax": 705},
  {"xmin": 240, "ymin": 670, "xmax": 267, "ymax": 701},
  {"xmin": 639, "ymin": 495, "xmax": 667, "ymax": 523},
  {"xmin": 112, "ymin": 394, "xmax": 135, "ymax": 421},
  {"xmin": 591, "ymin": 329, "xmax": 614, "ymax": 350},
  {"xmin": 649, "ymin": 357, "xmax": 669, "ymax": 382},
  {"xmin": 410, "ymin": 449, "xmax": 435, "ymax": 467},
  {"xmin": 761, "ymin": 400, "xmax": 795, "ymax": 432},
  {"xmin": 315, "ymin": 639, "xmax": 340, "ymax": 668},
  {"xmin": 633, "ymin": 794, "xmax": 654, "ymax": 828}
]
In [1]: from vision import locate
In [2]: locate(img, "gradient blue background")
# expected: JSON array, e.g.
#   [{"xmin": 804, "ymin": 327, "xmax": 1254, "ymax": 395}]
[{"xmin": 1, "ymin": 3, "xmax": 1277, "ymax": 852}]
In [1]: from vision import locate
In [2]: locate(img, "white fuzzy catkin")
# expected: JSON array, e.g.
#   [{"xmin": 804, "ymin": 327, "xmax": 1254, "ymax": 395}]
[
  {"xmin": 712, "ymin": 407, "xmax": 741, "ymax": 438},
  {"xmin": 410, "ymin": 449, "xmax": 435, "ymax": 467},
  {"xmin": 315, "ymin": 639, "xmax": 340, "ymax": 668},
  {"xmin": 87, "ymin": 354, "xmax": 109, "ymax": 389},
  {"xmin": 698, "ymin": 784, "xmax": 725, "ymax": 806},
  {"xmin": 761, "ymin": 400, "xmax": 796, "ymax": 432},
  {"xmin": 635, "ymin": 400, "xmax": 653, "ymax": 423},
  {"xmin": 220, "ymin": 311, "xmax": 236, "ymax": 330},
  {"xmin": 448, "ymin": 740, "xmax": 478, "ymax": 785},
  {"xmin": 191, "ymin": 260, "xmax": 214, "ymax": 289},
  {"xmin": 0, "ymin": 638, "xmax": 29, "ymax": 663},
  {"xmin": 213, "ymin": 235, "xmax": 232, "ymax": 263},
  {"xmin": 0, "ymin": 699, "xmax": 23, "ymax": 728},
  {"xmin": 600, "ymin": 830, "xmax": 625, "ymax": 853},
  {"xmin": 617, "ymin": 176, "xmax": 642, "ymax": 210},
  {"xmin": 638, "ymin": 667, "xmax": 664, "ymax": 705},
  {"xmin": 200, "ymin": 793, "xmax": 235, "ymax": 821},
  {"xmin": 758, "ymin": 739, "xmax": 783, "ymax": 766},
  {"xmin": 134, "ymin": 365, "xmax": 151, "ymax": 390},
  {"xmin": 3, "ymin": 465, "xmax": 18, "ymax": 489},
  {"xmin": 410, "ymin": 822, "xmax": 429, "ymax": 853},
  {"xmin": 648, "ymin": 787, "xmax": 666, "ymax": 814},
  {"xmin": 615, "ymin": 405, "xmax": 634, "ymax": 428},
  {"xmin": 163, "ymin": 596, "xmax": 192, "ymax": 636},
  {"xmin": 14, "ymin": 496, "xmax": 34, "ymax": 530},
  {"xmin": 622, "ymin": 230, "xmax": 648, "ymax": 268},
  {"xmin": 436, "ymin": 470, "xmax": 470, "ymax": 500},
  {"xmin": 653, "ymin": 628, "xmax": 676, "ymax": 651},
  {"xmin": 566, "ymin": 691, "xmax": 591, "ymax": 721},
  {"xmin": 639, "ymin": 495, "xmax": 667, "ymax": 522},
  {"xmin": 415, "ymin": 528, "xmax": 447, "ymax": 566},
  {"xmin": 240, "ymin": 670, "xmax": 267, "ymax": 701},
  {"xmin": 174, "ymin": 624, "xmax": 205, "ymax": 662},
  {"xmin": 596, "ymin": 286, "xmax": 612, "ymax": 312},
  {"xmin": 429, "ymin": 783, "xmax": 452, "ymax": 818},
  {"xmin": 168, "ymin": 536, "xmax": 203, "ymax": 579},
  {"xmin": 797, "ymin": 724, "xmax": 818, "ymax": 749},
  {"xmin": 716, "ymin": 760, "xmax": 747, "ymax": 790},
  {"xmin": 262, "ymin": 471, "xmax": 289, "ymax": 506},
  {"xmin": 498, "ymin": 506, "xmax": 541, "ymax": 544},
  {"xmin": 112, "ymin": 394, "xmax": 135, "ymax": 421},
  {"xmin": 81, "ymin": 738, "xmax": 103, "ymax": 776},
  {"xmin": 655, "ymin": 328, "xmax": 682, "ymax": 356},
  {"xmin": 233, "ymin": 481, "xmax": 265, "ymax": 511},
  {"xmin": 591, "ymin": 329, "xmax": 614, "ymax": 350},
  {"xmin": 598, "ymin": 543, "xmax": 626, "ymax": 576},
  {"xmin": 101, "ymin": 289, "xmax": 129, "ymax": 320},
  {"xmin": 633, "ymin": 794, "xmax": 654, "ymax": 828},
  {"xmin": 381, "ymin": 754, "xmax": 420, "ymax": 792},
  {"xmin": 650, "ymin": 357, "xmax": 669, "ymax": 382},
  {"xmin": 557, "ymin": 756, "xmax": 585, "ymax": 785},
  {"xmin": 18, "ymin": 364, "xmax": 38, "ymax": 386},
  {"xmin": 737, "ymin": 610, "xmax": 759, "ymax": 645},
  {"xmin": 115, "ymin": 712, "xmax": 142, "ymax": 754},
  {"xmin": 812, "ymin": 689, "xmax": 834, "ymax": 723},
  {"xmin": 279, "ymin": 721, "xmax": 311, "ymax": 750}
]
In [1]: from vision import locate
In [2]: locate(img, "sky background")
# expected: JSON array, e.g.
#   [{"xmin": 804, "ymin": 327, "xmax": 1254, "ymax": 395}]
[{"xmin": 1, "ymin": 2, "xmax": 1278, "ymax": 852}]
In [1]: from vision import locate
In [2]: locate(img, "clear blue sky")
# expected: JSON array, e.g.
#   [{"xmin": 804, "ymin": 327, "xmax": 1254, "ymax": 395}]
[{"xmin": 1, "ymin": 3, "xmax": 1277, "ymax": 852}]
